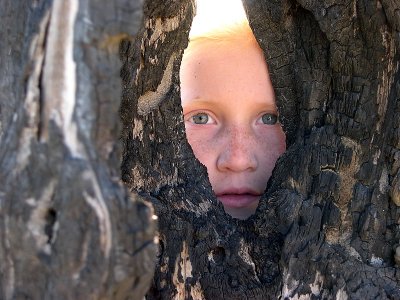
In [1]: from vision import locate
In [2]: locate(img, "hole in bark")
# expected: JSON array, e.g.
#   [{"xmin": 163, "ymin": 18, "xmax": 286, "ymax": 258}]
[
  {"xmin": 179, "ymin": 0, "xmax": 287, "ymax": 220},
  {"xmin": 209, "ymin": 246, "xmax": 225, "ymax": 265},
  {"xmin": 44, "ymin": 208, "xmax": 57, "ymax": 243}
]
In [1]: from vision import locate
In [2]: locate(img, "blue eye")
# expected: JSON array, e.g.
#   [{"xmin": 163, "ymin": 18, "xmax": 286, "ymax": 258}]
[
  {"xmin": 191, "ymin": 113, "xmax": 210, "ymax": 124},
  {"xmin": 261, "ymin": 113, "xmax": 278, "ymax": 125}
]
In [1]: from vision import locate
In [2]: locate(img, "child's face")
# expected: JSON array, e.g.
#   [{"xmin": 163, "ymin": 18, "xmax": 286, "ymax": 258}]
[{"xmin": 180, "ymin": 40, "xmax": 286, "ymax": 219}]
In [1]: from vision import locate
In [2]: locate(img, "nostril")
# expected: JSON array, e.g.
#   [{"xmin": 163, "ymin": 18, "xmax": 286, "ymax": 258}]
[{"xmin": 216, "ymin": 141, "xmax": 258, "ymax": 172}]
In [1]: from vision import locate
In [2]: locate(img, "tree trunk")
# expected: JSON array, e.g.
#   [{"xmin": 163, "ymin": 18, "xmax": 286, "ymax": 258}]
[
  {"xmin": 2, "ymin": 0, "xmax": 399, "ymax": 299},
  {"xmin": 0, "ymin": 0, "xmax": 157, "ymax": 299},
  {"xmin": 121, "ymin": 0, "xmax": 400, "ymax": 299}
]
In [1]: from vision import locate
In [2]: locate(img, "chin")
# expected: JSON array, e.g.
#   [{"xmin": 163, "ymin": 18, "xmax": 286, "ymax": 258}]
[{"xmin": 223, "ymin": 205, "xmax": 258, "ymax": 220}]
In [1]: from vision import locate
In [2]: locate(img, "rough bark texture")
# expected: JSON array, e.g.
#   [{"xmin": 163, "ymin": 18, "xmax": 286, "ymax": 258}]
[
  {"xmin": 121, "ymin": 0, "xmax": 400, "ymax": 299},
  {"xmin": 245, "ymin": 0, "xmax": 400, "ymax": 298},
  {"xmin": 0, "ymin": 0, "xmax": 157, "ymax": 299},
  {"xmin": 121, "ymin": 0, "xmax": 283, "ymax": 299},
  {"xmin": 1, "ymin": 0, "xmax": 399, "ymax": 299}
]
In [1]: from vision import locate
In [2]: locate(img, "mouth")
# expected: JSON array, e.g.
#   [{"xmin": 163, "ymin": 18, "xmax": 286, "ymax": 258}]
[{"xmin": 216, "ymin": 188, "xmax": 261, "ymax": 208}]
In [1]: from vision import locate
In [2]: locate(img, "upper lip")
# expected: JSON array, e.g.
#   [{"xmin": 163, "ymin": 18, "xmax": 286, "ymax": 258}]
[{"xmin": 216, "ymin": 188, "xmax": 261, "ymax": 197}]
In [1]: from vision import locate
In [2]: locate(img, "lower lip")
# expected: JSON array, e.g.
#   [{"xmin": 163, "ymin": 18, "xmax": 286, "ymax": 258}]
[{"xmin": 217, "ymin": 194, "xmax": 260, "ymax": 208}]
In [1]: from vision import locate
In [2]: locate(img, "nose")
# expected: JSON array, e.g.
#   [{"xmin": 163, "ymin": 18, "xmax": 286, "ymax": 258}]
[{"xmin": 216, "ymin": 126, "xmax": 258, "ymax": 172}]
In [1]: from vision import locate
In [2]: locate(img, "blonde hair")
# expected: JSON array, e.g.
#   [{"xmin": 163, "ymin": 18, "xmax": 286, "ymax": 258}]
[{"xmin": 183, "ymin": 18, "xmax": 260, "ymax": 58}]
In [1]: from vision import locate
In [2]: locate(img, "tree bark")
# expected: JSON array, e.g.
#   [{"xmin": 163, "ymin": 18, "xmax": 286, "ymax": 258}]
[
  {"xmin": 0, "ymin": 1, "xmax": 157, "ymax": 299},
  {"xmin": 121, "ymin": 0, "xmax": 400, "ymax": 299},
  {"xmin": 1, "ymin": 0, "xmax": 399, "ymax": 299},
  {"xmin": 245, "ymin": 0, "xmax": 400, "ymax": 298}
]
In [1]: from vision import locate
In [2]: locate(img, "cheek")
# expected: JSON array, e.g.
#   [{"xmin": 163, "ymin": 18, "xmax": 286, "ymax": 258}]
[
  {"xmin": 185, "ymin": 127, "xmax": 217, "ymax": 168},
  {"xmin": 274, "ymin": 126, "xmax": 287, "ymax": 154},
  {"xmin": 257, "ymin": 126, "xmax": 286, "ymax": 166}
]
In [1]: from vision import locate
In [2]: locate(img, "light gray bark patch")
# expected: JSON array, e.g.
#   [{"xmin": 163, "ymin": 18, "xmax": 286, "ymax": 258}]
[
  {"xmin": 137, "ymin": 53, "xmax": 176, "ymax": 116},
  {"xmin": 41, "ymin": 0, "xmax": 83, "ymax": 158},
  {"xmin": 82, "ymin": 170, "xmax": 112, "ymax": 258}
]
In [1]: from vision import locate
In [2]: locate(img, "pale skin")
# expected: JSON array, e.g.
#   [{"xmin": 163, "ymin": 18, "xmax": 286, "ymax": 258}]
[{"xmin": 180, "ymin": 38, "xmax": 286, "ymax": 219}]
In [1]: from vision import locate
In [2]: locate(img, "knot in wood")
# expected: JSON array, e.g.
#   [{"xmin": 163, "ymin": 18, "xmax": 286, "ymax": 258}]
[{"xmin": 208, "ymin": 246, "xmax": 225, "ymax": 265}]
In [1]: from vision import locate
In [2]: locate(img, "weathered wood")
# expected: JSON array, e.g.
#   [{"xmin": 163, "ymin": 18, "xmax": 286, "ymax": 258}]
[
  {"xmin": 244, "ymin": 0, "xmax": 400, "ymax": 297},
  {"xmin": 121, "ymin": 0, "xmax": 400, "ymax": 299},
  {"xmin": 2, "ymin": 0, "xmax": 399, "ymax": 298},
  {"xmin": 121, "ymin": 0, "xmax": 284, "ymax": 298},
  {"xmin": 0, "ymin": 0, "xmax": 156, "ymax": 299}
]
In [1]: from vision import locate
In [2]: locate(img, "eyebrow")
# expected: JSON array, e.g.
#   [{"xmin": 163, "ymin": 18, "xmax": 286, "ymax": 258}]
[
  {"xmin": 185, "ymin": 97, "xmax": 213, "ymax": 104},
  {"xmin": 181, "ymin": 97, "xmax": 217, "ymax": 108},
  {"xmin": 184, "ymin": 97, "xmax": 277, "ymax": 111}
]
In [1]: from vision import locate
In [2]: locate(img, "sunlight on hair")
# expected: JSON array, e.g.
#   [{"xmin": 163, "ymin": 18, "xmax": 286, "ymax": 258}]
[{"xmin": 190, "ymin": 0, "xmax": 247, "ymax": 37}]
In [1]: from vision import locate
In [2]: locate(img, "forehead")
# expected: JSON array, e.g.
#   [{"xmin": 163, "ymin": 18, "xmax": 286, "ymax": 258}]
[
  {"xmin": 180, "ymin": 40, "xmax": 273, "ymax": 103},
  {"xmin": 182, "ymin": 37, "xmax": 262, "ymax": 66}
]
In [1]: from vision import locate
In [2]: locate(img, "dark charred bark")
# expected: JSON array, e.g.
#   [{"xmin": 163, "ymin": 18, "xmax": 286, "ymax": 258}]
[
  {"xmin": 245, "ymin": 0, "xmax": 400, "ymax": 298},
  {"xmin": 0, "ymin": 1, "xmax": 156, "ymax": 299},
  {"xmin": 121, "ymin": 0, "xmax": 400, "ymax": 299},
  {"xmin": 121, "ymin": 0, "xmax": 283, "ymax": 299},
  {"xmin": 1, "ymin": 0, "xmax": 399, "ymax": 299}
]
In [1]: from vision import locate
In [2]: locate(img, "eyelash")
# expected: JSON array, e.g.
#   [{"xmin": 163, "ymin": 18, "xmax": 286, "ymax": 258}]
[
  {"xmin": 186, "ymin": 112, "xmax": 216, "ymax": 125},
  {"xmin": 258, "ymin": 113, "xmax": 278, "ymax": 125},
  {"xmin": 185, "ymin": 112, "xmax": 278, "ymax": 125}
]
